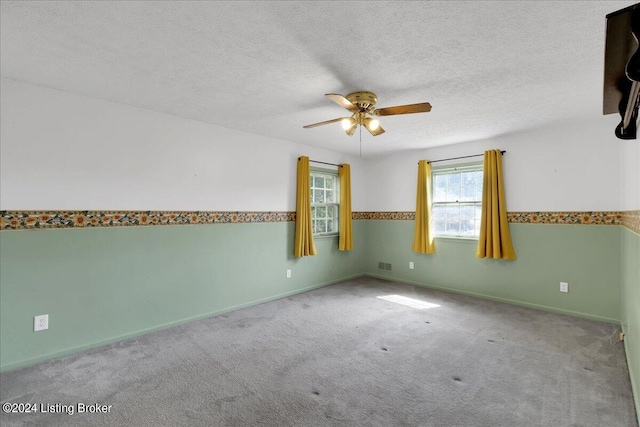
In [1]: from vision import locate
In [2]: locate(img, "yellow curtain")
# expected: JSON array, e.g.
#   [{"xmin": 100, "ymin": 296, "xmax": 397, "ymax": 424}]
[
  {"xmin": 294, "ymin": 156, "xmax": 317, "ymax": 257},
  {"xmin": 412, "ymin": 160, "xmax": 436, "ymax": 254},
  {"xmin": 338, "ymin": 164, "xmax": 353, "ymax": 251},
  {"xmin": 476, "ymin": 149, "xmax": 516, "ymax": 260}
]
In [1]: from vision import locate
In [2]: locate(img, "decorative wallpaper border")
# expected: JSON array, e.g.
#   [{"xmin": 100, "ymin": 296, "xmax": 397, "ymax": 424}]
[
  {"xmin": 357, "ymin": 210, "xmax": 638, "ymax": 235},
  {"xmin": 507, "ymin": 211, "xmax": 622, "ymax": 225},
  {"xmin": 353, "ymin": 212, "xmax": 415, "ymax": 220},
  {"xmin": 355, "ymin": 211, "xmax": 625, "ymax": 225},
  {"xmin": 0, "ymin": 211, "xmax": 295, "ymax": 230},
  {"xmin": 621, "ymin": 210, "xmax": 640, "ymax": 235},
  {"xmin": 0, "ymin": 210, "xmax": 638, "ymax": 234}
]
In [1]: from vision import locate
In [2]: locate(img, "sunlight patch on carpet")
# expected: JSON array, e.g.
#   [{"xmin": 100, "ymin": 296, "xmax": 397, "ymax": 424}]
[{"xmin": 376, "ymin": 295, "xmax": 441, "ymax": 309}]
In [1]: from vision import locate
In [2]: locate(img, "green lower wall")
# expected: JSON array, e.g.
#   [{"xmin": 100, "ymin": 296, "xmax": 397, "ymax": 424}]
[
  {"xmin": 621, "ymin": 228, "xmax": 640, "ymax": 417},
  {"xmin": 0, "ymin": 221, "xmax": 366, "ymax": 372},
  {"xmin": 364, "ymin": 221, "xmax": 622, "ymax": 323},
  {"xmin": 0, "ymin": 216, "xmax": 635, "ymax": 413}
]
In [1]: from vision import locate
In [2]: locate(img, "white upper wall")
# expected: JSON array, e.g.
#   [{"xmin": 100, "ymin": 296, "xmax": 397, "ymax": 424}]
[
  {"xmin": 365, "ymin": 118, "xmax": 627, "ymax": 212},
  {"xmin": 620, "ymin": 138, "xmax": 640, "ymax": 211},
  {"xmin": 0, "ymin": 79, "xmax": 365, "ymax": 211},
  {"xmin": 1, "ymin": 78, "xmax": 637, "ymax": 213}
]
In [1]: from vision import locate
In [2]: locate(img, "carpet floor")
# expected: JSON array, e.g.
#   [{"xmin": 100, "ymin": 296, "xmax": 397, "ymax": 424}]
[{"xmin": 0, "ymin": 276, "xmax": 637, "ymax": 426}]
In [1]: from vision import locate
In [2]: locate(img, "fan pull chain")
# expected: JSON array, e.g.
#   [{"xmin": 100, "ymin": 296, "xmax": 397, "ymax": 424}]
[{"xmin": 359, "ymin": 125, "xmax": 362, "ymax": 157}]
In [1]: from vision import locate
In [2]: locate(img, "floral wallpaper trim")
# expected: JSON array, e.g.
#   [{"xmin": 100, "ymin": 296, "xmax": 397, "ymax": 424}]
[
  {"xmin": 356, "ymin": 210, "xmax": 639, "ymax": 233},
  {"xmin": 0, "ymin": 210, "xmax": 637, "ymax": 232},
  {"xmin": 352, "ymin": 212, "xmax": 416, "ymax": 220},
  {"xmin": 0, "ymin": 211, "xmax": 295, "ymax": 230},
  {"xmin": 355, "ymin": 211, "xmax": 626, "ymax": 226},
  {"xmin": 506, "ymin": 211, "xmax": 623, "ymax": 226},
  {"xmin": 621, "ymin": 210, "xmax": 640, "ymax": 235}
]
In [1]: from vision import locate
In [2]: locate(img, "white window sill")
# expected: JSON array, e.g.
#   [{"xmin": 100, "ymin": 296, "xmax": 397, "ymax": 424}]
[
  {"xmin": 434, "ymin": 236, "xmax": 478, "ymax": 243},
  {"xmin": 314, "ymin": 233, "xmax": 339, "ymax": 239}
]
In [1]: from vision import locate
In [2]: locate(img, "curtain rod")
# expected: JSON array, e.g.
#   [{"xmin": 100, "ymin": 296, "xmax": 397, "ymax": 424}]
[
  {"xmin": 298, "ymin": 157, "xmax": 343, "ymax": 167},
  {"xmin": 424, "ymin": 150, "xmax": 506, "ymax": 164}
]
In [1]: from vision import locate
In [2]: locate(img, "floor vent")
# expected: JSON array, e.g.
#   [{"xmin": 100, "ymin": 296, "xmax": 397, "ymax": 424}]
[
  {"xmin": 378, "ymin": 262, "xmax": 385, "ymax": 270},
  {"xmin": 385, "ymin": 263, "xmax": 392, "ymax": 271}
]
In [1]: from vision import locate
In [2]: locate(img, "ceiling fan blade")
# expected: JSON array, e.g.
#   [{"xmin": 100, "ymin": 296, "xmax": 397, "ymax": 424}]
[
  {"xmin": 303, "ymin": 117, "xmax": 346, "ymax": 129},
  {"xmin": 364, "ymin": 117, "xmax": 385, "ymax": 136},
  {"xmin": 373, "ymin": 102, "xmax": 432, "ymax": 116},
  {"xmin": 326, "ymin": 94, "xmax": 359, "ymax": 112},
  {"xmin": 345, "ymin": 121, "xmax": 358, "ymax": 136}
]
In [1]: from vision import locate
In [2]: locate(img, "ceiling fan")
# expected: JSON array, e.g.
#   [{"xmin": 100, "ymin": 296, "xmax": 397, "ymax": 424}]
[{"xmin": 303, "ymin": 91, "xmax": 432, "ymax": 136}]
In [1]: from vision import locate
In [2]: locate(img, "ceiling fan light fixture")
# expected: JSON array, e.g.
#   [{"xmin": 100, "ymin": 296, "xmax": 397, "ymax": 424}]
[
  {"xmin": 302, "ymin": 91, "xmax": 431, "ymax": 137},
  {"xmin": 341, "ymin": 118, "xmax": 353, "ymax": 130},
  {"xmin": 363, "ymin": 116, "xmax": 385, "ymax": 136},
  {"xmin": 345, "ymin": 121, "xmax": 358, "ymax": 136}
]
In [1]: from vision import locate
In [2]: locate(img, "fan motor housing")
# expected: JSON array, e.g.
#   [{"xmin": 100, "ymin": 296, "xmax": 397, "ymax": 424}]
[{"xmin": 346, "ymin": 91, "xmax": 378, "ymax": 111}]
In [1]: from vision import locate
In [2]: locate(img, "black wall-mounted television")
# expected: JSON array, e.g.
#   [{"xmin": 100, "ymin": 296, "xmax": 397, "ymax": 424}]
[{"xmin": 603, "ymin": 3, "xmax": 640, "ymax": 139}]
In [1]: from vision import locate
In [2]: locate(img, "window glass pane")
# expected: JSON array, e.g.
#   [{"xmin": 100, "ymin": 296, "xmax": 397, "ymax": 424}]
[
  {"xmin": 475, "ymin": 204, "xmax": 483, "ymax": 219},
  {"xmin": 314, "ymin": 176, "xmax": 324, "ymax": 188},
  {"xmin": 327, "ymin": 219, "xmax": 333, "ymax": 233},
  {"xmin": 445, "ymin": 205, "xmax": 460, "ymax": 235},
  {"xmin": 474, "ymin": 204, "xmax": 482, "ymax": 235},
  {"xmin": 316, "ymin": 206, "xmax": 327, "ymax": 218},
  {"xmin": 460, "ymin": 205, "xmax": 474, "ymax": 220},
  {"xmin": 314, "ymin": 189, "xmax": 325, "ymax": 204},
  {"xmin": 461, "ymin": 186, "xmax": 477, "ymax": 201},
  {"xmin": 446, "ymin": 173, "xmax": 461, "ymax": 202},
  {"xmin": 326, "ymin": 176, "xmax": 334, "ymax": 189},
  {"xmin": 432, "ymin": 204, "xmax": 446, "ymax": 220},
  {"xmin": 460, "ymin": 226, "xmax": 473, "ymax": 237},
  {"xmin": 476, "ymin": 174, "xmax": 483, "ymax": 200},
  {"xmin": 316, "ymin": 219, "xmax": 327, "ymax": 233},
  {"xmin": 433, "ymin": 174, "xmax": 447, "ymax": 202},
  {"xmin": 461, "ymin": 171, "xmax": 476, "ymax": 187},
  {"xmin": 460, "ymin": 172, "xmax": 478, "ymax": 201},
  {"xmin": 326, "ymin": 190, "xmax": 334, "ymax": 203},
  {"xmin": 474, "ymin": 171, "xmax": 483, "ymax": 184},
  {"xmin": 460, "ymin": 205, "xmax": 475, "ymax": 236},
  {"xmin": 445, "ymin": 219, "xmax": 460, "ymax": 235},
  {"xmin": 434, "ymin": 219, "xmax": 446, "ymax": 235},
  {"xmin": 445, "ymin": 204, "xmax": 459, "ymax": 219},
  {"xmin": 326, "ymin": 206, "xmax": 335, "ymax": 218}
]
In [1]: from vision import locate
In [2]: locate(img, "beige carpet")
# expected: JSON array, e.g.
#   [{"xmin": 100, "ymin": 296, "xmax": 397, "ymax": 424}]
[{"xmin": 1, "ymin": 276, "xmax": 637, "ymax": 426}]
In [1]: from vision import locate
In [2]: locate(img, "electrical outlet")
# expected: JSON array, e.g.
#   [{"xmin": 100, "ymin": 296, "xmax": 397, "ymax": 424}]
[
  {"xmin": 409, "ymin": 262, "xmax": 415, "ymax": 270},
  {"xmin": 286, "ymin": 269, "xmax": 292, "ymax": 279},
  {"xmin": 560, "ymin": 282, "xmax": 569, "ymax": 293},
  {"xmin": 619, "ymin": 332, "xmax": 626, "ymax": 341},
  {"xmin": 34, "ymin": 314, "xmax": 48, "ymax": 331}
]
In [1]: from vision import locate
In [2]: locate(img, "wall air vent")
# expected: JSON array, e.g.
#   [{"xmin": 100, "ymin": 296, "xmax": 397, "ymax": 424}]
[{"xmin": 378, "ymin": 262, "xmax": 392, "ymax": 271}]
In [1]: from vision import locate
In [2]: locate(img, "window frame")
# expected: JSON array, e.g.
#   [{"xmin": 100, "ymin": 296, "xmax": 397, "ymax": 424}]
[
  {"xmin": 431, "ymin": 161, "xmax": 483, "ymax": 240},
  {"xmin": 310, "ymin": 167, "xmax": 340, "ymax": 237}
]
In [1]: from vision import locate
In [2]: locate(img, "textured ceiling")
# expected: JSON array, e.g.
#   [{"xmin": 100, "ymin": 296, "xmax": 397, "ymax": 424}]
[{"xmin": 1, "ymin": 1, "xmax": 634, "ymax": 157}]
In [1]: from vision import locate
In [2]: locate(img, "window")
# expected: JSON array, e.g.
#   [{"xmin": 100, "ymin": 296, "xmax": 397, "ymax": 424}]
[
  {"xmin": 311, "ymin": 169, "xmax": 339, "ymax": 236},
  {"xmin": 432, "ymin": 163, "xmax": 483, "ymax": 238}
]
